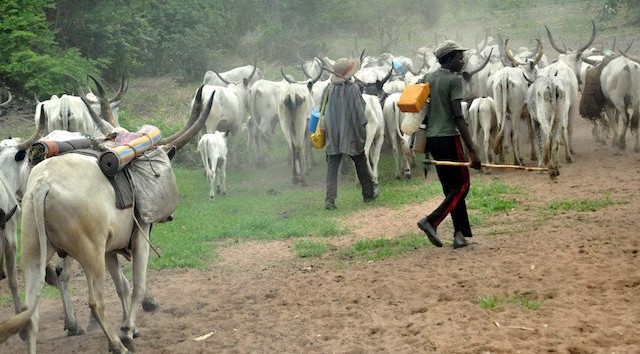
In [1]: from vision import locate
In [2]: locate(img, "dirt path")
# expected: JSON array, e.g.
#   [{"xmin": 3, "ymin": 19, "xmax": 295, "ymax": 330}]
[{"xmin": 2, "ymin": 116, "xmax": 640, "ymax": 354}]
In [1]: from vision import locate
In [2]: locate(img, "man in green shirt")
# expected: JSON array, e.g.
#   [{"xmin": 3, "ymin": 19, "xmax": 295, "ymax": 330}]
[{"xmin": 417, "ymin": 40, "xmax": 482, "ymax": 249}]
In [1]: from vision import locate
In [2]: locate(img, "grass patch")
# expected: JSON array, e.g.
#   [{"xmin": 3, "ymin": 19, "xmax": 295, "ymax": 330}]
[
  {"xmin": 478, "ymin": 292, "xmax": 544, "ymax": 310},
  {"xmin": 0, "ymin": 285, "xmax": 63, "ymax": 306},
  {"xmin": 292, "ymin": 239, "xmax": 331, "ymax": 258},
  {"xmin": 546, "ymin": 197, "xmax": 617, "ymax": 214},
  {"xmin": 338, "ymin": 235, "xmax": 429, "ymax": 261}
]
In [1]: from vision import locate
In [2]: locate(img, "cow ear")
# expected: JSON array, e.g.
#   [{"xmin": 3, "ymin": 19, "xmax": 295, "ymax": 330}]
[
  {"xmin": 14, "ymin": 150, "xmax": 26, "ymax": 161},
  {"xmin": 462, "ymin": 72, "xmax": 471, "ymax": 81},
  {"xmin": 166, "ymin": 146, "xmax": 177, "ymax": 160}
]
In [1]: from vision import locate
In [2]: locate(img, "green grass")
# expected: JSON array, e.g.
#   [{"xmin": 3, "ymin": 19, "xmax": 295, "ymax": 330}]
[
  {"xmin": 292, "ymin": 239, "xmax": 331, "ymax": 258},
  {"xmin": 546, "ymin": 196, "xmax": 618, "ymax": 213},
  {"xmin": 0, "ymin": 284, "xmax": 63, "ymax": 306},
  {"xmin": 338, "ymin": 234, "xmax": 430, "ymax": 261},
  {"xmin": 478, "ymin": 292, "xmax": 544, "ymax": 310}
]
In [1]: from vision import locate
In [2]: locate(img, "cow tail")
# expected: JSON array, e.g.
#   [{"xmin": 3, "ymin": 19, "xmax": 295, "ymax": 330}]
[
  {"xmin": 0, "ymin": 180, "xmax": 49, "ymax": 343},
  {"xmin": 493, "ymin": 78, "xmax": 508, "ymax": 155}
]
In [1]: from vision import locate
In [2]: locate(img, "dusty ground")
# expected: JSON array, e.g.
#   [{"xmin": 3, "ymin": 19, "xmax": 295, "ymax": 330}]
[{"xmin": 1, "ymin": 115, "xmax": 640, "ymax": 354}]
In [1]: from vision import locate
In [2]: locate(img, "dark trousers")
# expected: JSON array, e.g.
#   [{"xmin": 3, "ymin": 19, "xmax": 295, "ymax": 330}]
[
  {"xmin": 325, "ymin": 152, "xmax": 374, "ymax": 202},
  {"xmin": 425, "ymin": 136, "xmax": 473, "ymax": 237}
]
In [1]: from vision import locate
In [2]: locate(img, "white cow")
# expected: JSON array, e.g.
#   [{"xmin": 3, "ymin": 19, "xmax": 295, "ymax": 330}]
[
  {"xmin": 35, "ymin": 75, "xmax": 127, "ymax": 136},
  {"xmin": 526, "ymin": 74, "xmax": 574, "ymax": 178},
  {"xmin": 246, "ymin": 78, "xmax": 289, "ymax": 166},
  {"xmin": 382, "ymin": 92, "xmax": 414, "ymax": 179},
  {"xmin": 362, "ymin": 94, "xmax": 385, "ymax": 184},
  {"xmin": 491, "ymin": 66, "xmax": 530, "ymax": 165},
  {"xmin": 203, "ymin": 64, "xmax": 262, "ymax": 87},
  {"xmin": 0, "ymin": 153, "xmax": 21, "ymax": 317},
  {"xmin": 197, "ymin": 64, "xmax": 257, "ymax": 139},
  {"xmin": 0, "ymin": 87, "xmax": 215, "ymax": 353},
  {"xmin": 600, "ymin": 54, "xmax": 640, "ymax": 152},
  {"xmin": 278, "ymin": 78, "xmax": 315, "ymax": 185},
  {"xmin": 468, "ymin": 97, "xmax": 499, "ymax": 166},
  {"xmin": 197, "ymin": 131, "xmax": 229, "ymax": 200}
]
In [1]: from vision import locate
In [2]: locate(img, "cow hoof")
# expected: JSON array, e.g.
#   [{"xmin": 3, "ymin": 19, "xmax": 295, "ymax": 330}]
[
  {"xmin": 66, "ymin": 325, "xmax": 85, "ymax": 337},
  {"xmin": 0, "ymin": 271, "xmax": 5, "ymax": 281},
  {"xmin": 19, "ymin": 329, "xmax": 27, "ymax": 342},
  {"xmin": 120, "ymin": 335, "xmax": 135, "ymax": 352},
  {"xmin": 142, "ymin": 298, "xmax": 159, "ymax": 312}
]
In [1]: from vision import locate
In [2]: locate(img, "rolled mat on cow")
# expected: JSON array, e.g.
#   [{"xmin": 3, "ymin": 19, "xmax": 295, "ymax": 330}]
[
  {"xmin": 27, "ymin": 138, "xmax": 101, "ymax": 164},
  {"xmin": 99, "ymin": 124, "xmax": 162, "ymax": 176}
]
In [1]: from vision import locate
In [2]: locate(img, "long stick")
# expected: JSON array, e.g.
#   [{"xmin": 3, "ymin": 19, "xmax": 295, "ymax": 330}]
[{"xmin": 423, "ymin": 159, "xmax": 549, "ymax": 171}]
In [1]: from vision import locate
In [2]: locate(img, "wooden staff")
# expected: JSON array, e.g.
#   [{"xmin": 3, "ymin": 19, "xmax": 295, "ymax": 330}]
[{"xmin": 423, "ymin": 159, "xmax": 549, "ymax": 171}]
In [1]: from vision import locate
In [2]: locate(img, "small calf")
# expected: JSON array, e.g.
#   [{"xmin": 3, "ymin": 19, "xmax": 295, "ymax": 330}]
[{"xmin": 197, "ymin": 131, "xmax": 229, "ymax": 200}]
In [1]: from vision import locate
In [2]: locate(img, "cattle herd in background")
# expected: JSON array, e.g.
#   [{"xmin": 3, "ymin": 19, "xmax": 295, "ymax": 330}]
[{"xmin": 0, "ymin": 20, "xmax": 639, "ymax": 353}]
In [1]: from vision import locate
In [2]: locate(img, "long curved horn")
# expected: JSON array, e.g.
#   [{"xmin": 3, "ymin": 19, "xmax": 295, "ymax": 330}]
[
  {"xmin": 109, "ymin": 74, "xmax": 129, "ymax": 103},
  {"xmin": 0, "ymin": 90, "xmax": 12, "ymax": 107},
  {"xmin": 34, "ymin": 93, "xmax": 41, "ymax": 105},
  {"xmin": 214, "ymin": 71, "xmax": 232, "ymax": 85},
  {"xmin": 88, "ymin": 75, "xmax": 118, "ymax": 127},
  {"xmin": 623, "ymin": 39, "xmax": 634, "ymax": 53},
  {"xmin": 281, "ymin": 68, "xmax": 297, "ymax": 84},
  {"xmin": 467, "ymin": 48, "xmax": 493, "ymax": 77},
  {"xmin": 79, "ymin": 94, "xmax": 114, "ymax": 136},
  {"xmin": 309, "ymin": 58, "xmax": 324, "ymax": 85},
  {"xmin": 16, "ymin": 105, "xmax": 46, "ymax": 150},
  {"xmin": 167, "ymin": 90, "xmax": 215, "ymax": 151},
  {"xmin": 505, "ymin": 39, "xmax": 525, "ymax": 67},
  {"xmin": 545, "ymin": 25, "xmax": 566, "ymax": 54},
  {"xmin": 159, "ymin": 85, "xmax": 205, "ymax": 145},
  {"xmin": 522, "ymin": 72, "xmax": 535, "ymax": 85},
  {"xmin": 359, "ymin": 49, "xmax": 366, "ymax": 66},
  {"xmin": 530, "ymin": 39, "xmax": 544, "ymax": 65},
  {"xmin": 576, "ymin": 20, "xmax": 597, "ymax": 54},
  {"xmin": 619, "ymin": 49, "xmax": 640, "ymax": 65},
  {"xmin": 581, "ymin": 57, "xmax": 600, "ymax": 66},
  {"xmin": 380, "ymin": 64, "xmax": 393, "ymax": 85},
  {"xmin": 243, "ymin": 58, "xmax": 258, "ymax": 86}
]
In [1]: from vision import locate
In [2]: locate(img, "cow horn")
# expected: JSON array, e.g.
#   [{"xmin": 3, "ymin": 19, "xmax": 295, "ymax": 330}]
[
  {"xmin": 214, "ymin": 71, "xmax": 232, "ymax": 85},
  {"xmin": 34, "ymin": 93, "xmax": 41, "ymax": 105},
  {"xmin": 531, "ymin": 39, "xmax": 544, "ymax": 65},
  {"xmin": 545, "ymin": 25, "xmax": 566, "ymax": 54},
  {"xmin": 309, "ymin": 58, "xmax": 324, "ymax": 85},
  {"xmin": 581, "ymin": 57, "xmax": 600, "ymax": 66},
  {"xmin": 281, "ymin": 68, "xmax": 297, "ymax": 84},
  {"xmin": 244, "ymin": 58, "xmax": 258, "ymax": 86},
  {"xmin": 619, "ymin": 49, "xmax": 640, "ymax": 65},
  {"xmin": 623, "ymin": 39, "xmax": 634, "ymax": 53},
  {"xmin": 16, "ymin": 105, "xmax": 46, "ymax": 150},
  {"xmin": 576, "ymin": 20, "xmax": 597, "ymax": 54},
  {"xmin": 466, "ymin": 48, "xmax": 493, "ymax": 77},
  {"xmin": 505, "ymin": 39, "xmax": 525, "ymax": 67},
  {"xmin": 359, "ymin": 49, "xmax": 366, "ymax": 66},
  {"xmin": 79, "ymin": 94, "xmax": 115, "ymax": 136},
  {"xmin": 109, "ymin": 74, "xmax": 129, "ymax": 103},
  {"xmin": 165, "ymin": 90, "xmax": 215, "ymax": 151},
  {"xmin": 0, "ymin": 90, "xmax": 12, "ymax": 107},
  {"xmin": 88, "ymin": 75, "xmax": 118, "ymax": 127},
  {"xmin": 380, "ymin": 64, "xmax": 394, "ymax": 85},
  {"xmin": 522, "ymin": 72, "xmax": 535, "ymax": 85},
  {"xmin": 159, "ymin": 85, "xmax": 205, "ymax": 145}
]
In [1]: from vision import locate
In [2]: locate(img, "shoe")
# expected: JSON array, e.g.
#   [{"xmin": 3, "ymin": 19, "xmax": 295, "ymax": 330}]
[
  {"xmin": 417, "ymin": 218, "xmax": 442, "ymax": 247},
  {"xmin": 364, "ymin": 186, "xmax": 380, "ymax": 203},
  {"xmin": 453, "ymin": 231, "xmax": 468, "ymax": 249},
  {"xmin": 325, "ymin": 200, "xmax": 337, "ymax": 210}
]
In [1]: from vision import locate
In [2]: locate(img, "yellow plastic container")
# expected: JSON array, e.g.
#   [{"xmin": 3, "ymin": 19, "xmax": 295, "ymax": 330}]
[{"xmin": 398, "ymin": 83, "xmax": 430, "ymax": 113}]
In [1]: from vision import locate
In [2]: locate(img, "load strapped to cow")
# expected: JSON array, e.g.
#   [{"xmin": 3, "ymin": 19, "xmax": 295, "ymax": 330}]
[
  {"xmin": 580, "ymin": 55, "xmax": 615, "ymax": 120},
  {"xmin": 26, "ymin": 125, "xmax": 179, "ymax": 224}
]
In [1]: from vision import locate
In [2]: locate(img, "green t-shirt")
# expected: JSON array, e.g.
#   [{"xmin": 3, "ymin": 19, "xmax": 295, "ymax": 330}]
[{"xmin": 423, "ymin": 68, "xmax": 463, "ymax": 137}]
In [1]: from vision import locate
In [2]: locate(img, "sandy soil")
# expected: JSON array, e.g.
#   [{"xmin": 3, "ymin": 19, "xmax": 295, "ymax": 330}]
[{"xmin": 1, "ymin": 115, "xmax": 640, "ymax": 354}]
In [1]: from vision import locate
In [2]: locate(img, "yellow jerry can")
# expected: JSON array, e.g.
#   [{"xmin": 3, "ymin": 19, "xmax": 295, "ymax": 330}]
[{"xmin": 397, "ymin": 83, "xmax": 431, "ymax": 113}]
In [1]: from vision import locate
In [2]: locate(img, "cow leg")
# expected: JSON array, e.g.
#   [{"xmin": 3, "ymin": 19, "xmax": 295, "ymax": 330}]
[
  {"xmin": 4, "ymin": 224, "xmax": 21, "ymax": 315},
  {"xmin": 631, "ymin": 108, "xmax": 640, "ymax": 153},
  {"xmin": 217, "ymin": 158, "xmax": 227, "ymax": 195},
  {"xmin": 369, "ymin": 135, "xmax": 384, "ymax": 185},
  {"xmin": 119, "ymin": 224, "xmax": 152, "ymax": 352},
  {"xmin": 208, "ymin": 157, "xmax": 217, "ymax": 200},
  {"xmin": 54, "ymin": 256, "xmax": 86, "ymax": 336},
  {"xmin": 83, "ymin": 256, "xmax": 129, "ymax": 353},
  {"xmin": 106, "ymin": 253, "xmax": 132, "ymax": 327}
]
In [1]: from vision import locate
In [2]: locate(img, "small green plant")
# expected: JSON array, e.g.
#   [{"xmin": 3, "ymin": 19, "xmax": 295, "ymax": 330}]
[
  {"xmin": 478, "ymin": 292, "xmax": 544, "ymax": 310},
  {"xmin": 478, "ymin": 295, "xmax": 501, "ymax": 310},
  {"xmin": 292, "ymin": 239, "xmax": 331, "ymax": 258}
]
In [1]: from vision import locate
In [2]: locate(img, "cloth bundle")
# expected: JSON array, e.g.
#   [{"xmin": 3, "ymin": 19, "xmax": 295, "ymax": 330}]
[
  {"xmin": 99, "ymin": 125, "xmax": 162, "ymax": 176},
  {"xmin": 28, "ymin": 138, "xmax": 99, "ymax": 165}
]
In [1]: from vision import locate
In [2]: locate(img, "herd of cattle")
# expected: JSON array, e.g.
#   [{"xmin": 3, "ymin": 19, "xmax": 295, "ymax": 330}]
[{"xmin": 1, "ymin": 20, "xmax": 639, "ymax": 353}]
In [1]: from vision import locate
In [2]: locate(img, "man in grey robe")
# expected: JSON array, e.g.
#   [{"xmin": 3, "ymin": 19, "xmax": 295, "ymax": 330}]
[{"xmin": 323, "ymin": 57, "xmax": 379, "ymax": 210}]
